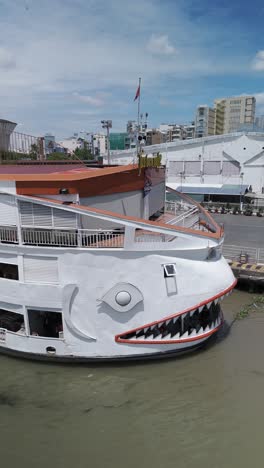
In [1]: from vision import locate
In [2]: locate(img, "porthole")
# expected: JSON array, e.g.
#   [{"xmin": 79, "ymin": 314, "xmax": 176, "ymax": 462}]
[{"xmin": 46, "ymin": 346, "xmax": 56, "ymax": 355}]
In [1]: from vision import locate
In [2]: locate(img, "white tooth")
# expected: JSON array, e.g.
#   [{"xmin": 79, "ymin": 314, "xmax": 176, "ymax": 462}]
[
  {"xmin": 199, "ymin": 306, "xmax": 204, "ymax": 313},
  {"xmin": 144, "ymin": 336, "xmax": 154, "ymax": 341},
  {"xmin": 150, "ymin": 325, "xmax": 156, "ymax": 330},
  {"xmin": 144, "ymin": 328, "xmax": 148, "ymax": 333},
  {"xmin": 207, "ymin": 301, "xmax": 212, "ymax": 309},
  {"xmin": 182, "ymin": 313, "xmax": 187, "ymax": 320},
  {"xmin": 171, "ymin": 332, "xmax": 180, "ymax": 339},
  {"xmin": 154, "ymin": 334, "xmax": 162, "ymax": 340},
  {"xmin": 204, "ymin": 326, "xmax": 210, "ymax": 333},
  {"xmin": 181, "ymin": 331, "xmax": 189, "ymax": 339},
  {"xmin": 189, "ymin": 309, "xmax": 196, "ymax": 317},
  {"xmin": 220, "ymin": 295, "xmax": 224, "ymax": 301},
  {"xmin": 173, "ymin": 317, "xmax": 179, "ymax": 323},
  {"xmin": 165, "ymin": 319, "xmax": 171, "ymax": 325},
  {"xmin": 189, "ymin": 330, "xmax": 197, "ymax": 336},
  {"xmin": 214, "ymin": 298, "xmax": 219, "ymax": 305}
]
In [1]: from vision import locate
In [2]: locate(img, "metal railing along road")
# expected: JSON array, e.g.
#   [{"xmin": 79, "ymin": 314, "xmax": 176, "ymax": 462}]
[{"xmin": 223, "ymin": 245, "xmax": 264, "ymax": 264}]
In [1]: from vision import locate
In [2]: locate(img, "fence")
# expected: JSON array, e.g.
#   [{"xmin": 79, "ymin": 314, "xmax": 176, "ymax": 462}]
[
  {"xmin": 0, "ymin": 128, "xmax": 44, "ymax": 161},
  {"xmin": 223, "ymin": 245, "xmax": 264, "ymax": 264}
]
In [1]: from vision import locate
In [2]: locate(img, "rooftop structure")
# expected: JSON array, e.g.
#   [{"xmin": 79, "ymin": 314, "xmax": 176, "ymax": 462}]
[{"xmin": 107, "ymin": 132, "xmax": 264, "ymax": 194}]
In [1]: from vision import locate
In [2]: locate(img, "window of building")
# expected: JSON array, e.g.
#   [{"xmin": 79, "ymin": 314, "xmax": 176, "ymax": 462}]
[
  {"xmin": 27, "ymin": 309, "xmax": 63, "ymax": 338},
  {"xmin": 0, "ymin": 309, "xmax": 24, "ymax": 333},
  {"xmin": 164, "ymin": 264, "xmax": 177, "ymax": 277},
  {"xmin": 0, "ymin": 263, "xmax": 19, "ymax": 280},
  {"xmin": 24, "ymin": 256, "xmax": 58, "ymax": 283}
]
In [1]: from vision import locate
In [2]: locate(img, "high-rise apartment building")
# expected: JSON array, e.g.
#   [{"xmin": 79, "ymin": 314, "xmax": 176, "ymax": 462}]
[
  {"xmin": 255, "ymin": 115, "xmax": 264, "ymax": 131},
  {"xmin": 195, "ymin": 106, "xmax": 215, "ymax": 138},
  {"xmin": 214, "ymin": 96, "xmax": 256, "ymax": 134}
]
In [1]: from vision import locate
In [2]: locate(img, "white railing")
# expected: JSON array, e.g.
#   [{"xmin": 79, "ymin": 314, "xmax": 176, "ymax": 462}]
[
  {"xmin": 165, "ymin": 200, "xmax": 191, "ymax": 215},
  {"xmin": 134, "ymin": 231, "xmax": 176, "ymax": 243},
  {"xmin": 21, "ymin": 228, "xmax": 125, "ymax": 248},
  {"xmin": 22, "ymin": 229, "xmax": 78, "ymax": 246},
  {"xmin": 223, "ymin": 245, "xmax": 264, "ymax": 264},
  {"xmin": 80, "ymin": 229, "xmax": 125, "ymax": 248},
  {"xmin": 167, "ymin": 206, "xmax": 199, "ymax": 227},
  {"xmin": 0, "ymin": 226, "xmax": 18, "ymax": 244}
]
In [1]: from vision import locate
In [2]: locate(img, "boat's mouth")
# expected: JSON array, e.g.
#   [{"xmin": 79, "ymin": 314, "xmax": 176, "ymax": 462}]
[{"xmin": 115, "ymin": 283, "xmax": 236, "ymax": 345}]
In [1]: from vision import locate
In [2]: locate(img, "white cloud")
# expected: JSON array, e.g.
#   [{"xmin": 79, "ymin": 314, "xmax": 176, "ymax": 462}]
[
  {"xmin": 73, "ymin": 92, "xmax": 105, "ymax": 107},
  {"xmin": 0, "ymin": 46, "xmax": 16, "ymax": 69},
  {"xmin": 146, "ymin": 34, "xmax": 176, "ymax": 56},
  {"xmin": 252, "ymin": 50, "xmax": 264, "ymax": 71},
  {"xmin": 0, "ymin": 0, "xmax": 253, "ymax": 137}
]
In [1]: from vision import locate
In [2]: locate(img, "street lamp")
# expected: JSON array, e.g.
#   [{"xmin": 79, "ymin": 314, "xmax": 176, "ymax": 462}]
[
  {"xmin": 240, "ymin": 172, "xmax": 244, "ymax": 211},
  {"xmin": 101, "ymin": 120, "xmax": 112, "ymax": 165}
]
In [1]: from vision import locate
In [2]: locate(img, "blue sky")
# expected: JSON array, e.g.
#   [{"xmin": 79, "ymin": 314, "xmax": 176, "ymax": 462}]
[{"xmin": 0, "ymin": 0, "xmax": 264, "ymax": 138}]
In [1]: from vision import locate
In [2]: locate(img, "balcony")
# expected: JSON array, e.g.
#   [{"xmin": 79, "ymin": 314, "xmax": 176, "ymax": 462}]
[{"xmin": 0, "ymin": 226, "xmax": 126, "ymax": 249}]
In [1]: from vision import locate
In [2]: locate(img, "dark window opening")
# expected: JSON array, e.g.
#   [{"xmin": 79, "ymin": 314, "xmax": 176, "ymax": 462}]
[
  {"xmin": 28, "ymin": 310, "xmax": 63, "ymax": 338},
  {"xmin": 0, "ymin": 263, "xmax": 18, "ymax": 280},
  {"xmin": 164, "ymin": 264, "xmax": 177, "ymax": 277},
  {"xmin": 0, "ymin": 309, "xmax": 24, "ymax": 332}
]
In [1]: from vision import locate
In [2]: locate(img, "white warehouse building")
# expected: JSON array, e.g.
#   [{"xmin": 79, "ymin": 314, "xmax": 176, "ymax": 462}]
[{"xmin": 107, "ymin": 132, "xmax": 264, "ymax": 194}]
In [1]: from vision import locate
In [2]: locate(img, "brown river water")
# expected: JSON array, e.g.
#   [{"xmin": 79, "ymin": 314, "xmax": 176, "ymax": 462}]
[{"xmin": 0, "ymin": 290, "xmax": 263, "ymax": 468}]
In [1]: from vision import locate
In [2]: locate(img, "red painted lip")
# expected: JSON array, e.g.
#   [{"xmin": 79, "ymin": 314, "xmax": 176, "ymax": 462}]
[{"xmin": 115, "ymin": 279, "xmax": 237, "ymax": 345}]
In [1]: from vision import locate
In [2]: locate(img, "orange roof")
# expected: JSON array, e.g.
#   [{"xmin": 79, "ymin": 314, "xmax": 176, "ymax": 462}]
[{"xmin": 0, "ymin": 164, "xmax": 138, "ymax": 182}]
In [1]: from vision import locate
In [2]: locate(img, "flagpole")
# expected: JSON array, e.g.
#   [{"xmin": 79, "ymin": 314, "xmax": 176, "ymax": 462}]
[{"xmin": 137, "ymin": 77, "xmax": 141, "ymax": 156}]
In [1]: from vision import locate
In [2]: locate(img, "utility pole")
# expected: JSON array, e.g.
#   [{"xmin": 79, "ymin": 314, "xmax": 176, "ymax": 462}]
[{"xmin": 101, "ymin": 120, "xmax": 112, "ymax": 165}]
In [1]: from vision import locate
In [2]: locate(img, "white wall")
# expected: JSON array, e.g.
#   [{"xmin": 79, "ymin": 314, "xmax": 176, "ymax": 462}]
[{"xmin": 108, "ymin": 133, "xmax": 264, "ymax": 193}]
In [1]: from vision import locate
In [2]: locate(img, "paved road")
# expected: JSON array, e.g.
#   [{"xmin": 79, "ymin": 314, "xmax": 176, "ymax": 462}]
[{"xmin": 213, "ymin": 214, "xmax": 264, "ymax": 248}]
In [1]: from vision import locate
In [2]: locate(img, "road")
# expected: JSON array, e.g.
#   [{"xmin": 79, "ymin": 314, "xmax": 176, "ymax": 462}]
[{"xmin": 213, "ymin": 214, "xmax": 264, "ymax": 248}]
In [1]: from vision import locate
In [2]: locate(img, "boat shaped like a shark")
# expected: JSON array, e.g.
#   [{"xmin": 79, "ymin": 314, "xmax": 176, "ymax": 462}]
[{"xmin": 0, "ymin": 164, "xmax": 235, "ymax": 361}]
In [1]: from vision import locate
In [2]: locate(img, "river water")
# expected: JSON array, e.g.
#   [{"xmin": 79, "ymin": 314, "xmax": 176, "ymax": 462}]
[{"xmin": 0, "ymin": 290, "xmax": 263, "ymax": 468}]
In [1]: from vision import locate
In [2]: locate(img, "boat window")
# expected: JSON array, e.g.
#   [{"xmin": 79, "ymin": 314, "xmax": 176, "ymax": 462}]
[
  {"xmin": 0, "ymin": 262, "xmax": 19, "ymax": 280},
  {"xmin": 163, "ymin": 264, "xmax": 177, "ymax": 277},
  {"xmin": 0, "ymin": 309, "xmax": 24, "ymax": 333},
  {"xmin": 27, "ymin": 309, "xmax": 63, "ymax": 338}
]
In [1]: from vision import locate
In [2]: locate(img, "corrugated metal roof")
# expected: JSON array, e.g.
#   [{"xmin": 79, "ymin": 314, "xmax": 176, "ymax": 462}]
[{"xmin": 170, "ymin": 184, "xmax": 249, "ymax": 196}]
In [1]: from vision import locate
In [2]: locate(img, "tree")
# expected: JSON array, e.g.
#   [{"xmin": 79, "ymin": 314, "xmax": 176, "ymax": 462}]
[
  {"xmin": 29, "ymin": 143, "xmax": 39, "ymax": 160},
  {"xmin": 47, "ymin": 152, "xmax": 70, "ymax": 161},
  {"xmin": 74, "ymin": 141, "xmax": 93, "ymax": 160}
]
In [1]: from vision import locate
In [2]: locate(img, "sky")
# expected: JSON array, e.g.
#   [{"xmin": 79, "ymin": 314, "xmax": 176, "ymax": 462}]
[{"xmin": 1, "ymin": 0, "xmax": 264, "ymax": 138}]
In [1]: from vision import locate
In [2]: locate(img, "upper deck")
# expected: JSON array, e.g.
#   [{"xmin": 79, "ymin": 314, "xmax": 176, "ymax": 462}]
[{"xmin": 0, "ymin": 189, "xmax": 222, "ymax": 252}]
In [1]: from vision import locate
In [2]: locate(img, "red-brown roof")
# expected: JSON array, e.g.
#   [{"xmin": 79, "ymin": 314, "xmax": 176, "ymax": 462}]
[{"xmin": 0, "ymin": 164, "xmax": 137, "ymax": 181}]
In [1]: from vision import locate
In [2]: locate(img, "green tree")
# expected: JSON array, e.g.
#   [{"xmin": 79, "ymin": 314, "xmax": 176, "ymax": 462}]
[
  {"xmin": 74, "ymin": 141, "xmax": 93, "ymax": 160},
  {"xmin": 47, "ymin": 152, "xmax": 70, "ymax": 161},
  {"xmin": 29, "ymin": 143, "xmax": 39, "ymax": 160}
]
